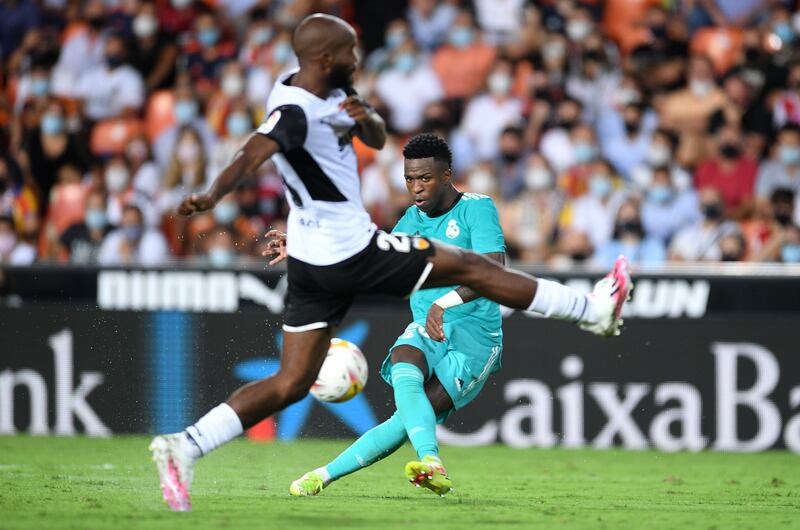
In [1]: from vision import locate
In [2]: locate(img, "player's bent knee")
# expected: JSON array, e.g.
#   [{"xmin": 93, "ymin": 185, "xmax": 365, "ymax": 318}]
[{"xmin": 274, "ymin": 373, "xmax": 313, "ymax": 406}]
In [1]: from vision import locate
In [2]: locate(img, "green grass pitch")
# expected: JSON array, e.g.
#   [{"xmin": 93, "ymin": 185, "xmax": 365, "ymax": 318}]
[{"xmin": 1, "ymin": 436, "xmax": 798, "ymax": 530}]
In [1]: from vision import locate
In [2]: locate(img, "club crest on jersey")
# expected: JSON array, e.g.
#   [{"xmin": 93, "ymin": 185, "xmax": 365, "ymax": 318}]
[
  {"xmin": 446, "ymin": 219, "xmax": 460, "ymax": 239},
  {"xmin": 258, "ymin": 110, "xmax": 281, "ymax": 135}
]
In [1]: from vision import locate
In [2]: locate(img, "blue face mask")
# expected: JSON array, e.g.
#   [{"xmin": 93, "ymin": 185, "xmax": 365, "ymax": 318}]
[
  {"xmin": 774, "ymin": 22, "xmax": 794, "ymax": 43},
  {"xmin": 41, "ymin": 113, "xmax": 64, "ymax": 135},
  {"xmin": 273, "ymin": 42, "xmax": 293, "ymax": 64},
  {"xmin": 779, "ymin": 146, "xmax": 800, "ymax": 166},
  {"xmin": 31, "ymin": 78, "xmax": 49, "ymax": 97},
  {"xmin": 251, "ymin": 27, "xmax": 273, "ymax": 46},
  {"xmin": 782, "ymin": 244, "xmax": 800, "ymax": 263},
  {"xmin": 213, "ymin": 201, "xmax": 239, "ymax": 225},
  {"xmin": 123, "ymin": 225, "xmax": 143, "ymax": 242},
  {"xmin": 85, "ymin": 208, "xmax": 107, "ymax": 230},
  {"xmin": 648, "ymin": 184, "xmax": 674, "ymax": 204},
  {"xmin": 197, "ymin": 27, "xmax": 220, "ymax": 48},
  {"xmin": 448, "ymin": 27, "xmax": 474, "ymax": 49},
  {"xmin": 574, "ymin": 142, "xmax": 596, "ymax": 163},
  {"xmin": 226, "ymin": 113, "xmax": 250, "ymax": 137},
  {"xmin": 386, "ymin": 30, "xmax": 406, "ymax": 49},
  {"xmin": 589, "ymin": 175, "xmax": 612, "ymax": 198},
  {"xmin": 209, "ymin": 247, "xmax": 234, "ymax": 267},
  {"xmin": 174, "ymin": 100, "xmax": 198, "ymax": 124},
  {"xmin": 394, "ymin": 52, "xmax": 416, "ymax": 74}
]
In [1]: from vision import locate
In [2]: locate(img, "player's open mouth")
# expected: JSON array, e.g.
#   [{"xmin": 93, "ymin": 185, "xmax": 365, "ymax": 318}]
[{"xmin": 414, "ymin": 198, "xmax": 426, "ymax": 206}]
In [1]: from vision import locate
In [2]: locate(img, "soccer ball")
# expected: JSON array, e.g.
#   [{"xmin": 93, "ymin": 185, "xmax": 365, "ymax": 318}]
[{"xmin": 310, "ymin": 338, "xmax": 368, "ymax": 403}]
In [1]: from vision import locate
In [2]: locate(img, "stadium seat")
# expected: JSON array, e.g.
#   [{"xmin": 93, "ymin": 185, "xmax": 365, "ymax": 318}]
[
  {"xmin": 145, "ymin": 90, "xmax": 176, "ymax": 142},
  {"xmin": 603, "ymin": 0, "xmax": 662, "ymax": 55},
  {"xmin": 690, "ymin": 27, "xmax": 744, "ymax": 76},
  {"xmin": 90, "ymin": 119, "xmax": 144, "ymax": 156}
]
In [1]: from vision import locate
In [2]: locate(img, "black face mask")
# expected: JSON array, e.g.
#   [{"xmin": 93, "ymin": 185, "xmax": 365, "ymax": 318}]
[
  {"xmin": 327, "ymin": 63, "xmax": 353, "ymax": 90},
  {"xmin": 571, "ymin": 252, "xmax": 589, "ymax": 262},
  {"xmin": 775, "ymin": 212, "xmax": 793, "ymax": 226},
  {"xmin": 721, "ymin": 253, "xmax": 741, "ymax": 262},
  {"xmin": 501, "ymin": 151, "xmax": 521, "ymax": 163},
  {"xmin": 88, "ymin": 16, "xmax": 105, "ymax": 30},
  {"xmin": 617, "ymin": 220, "xmax": 643, "ymax": 238},
  {"xmin": 719, "ymin": 143, "xmax": 741, "ymax": 159},
  {"xmin": 559, "ymin": 119, "xmax": 578, "ymax": 131},
  {"xmin": 702, "ymin": 203, "xmax": 724, "ymax": 220},
  {"xmin": 106, "ymin": 56, "xmax": 124, "ymax": 69},
  {"xmin": 0, "ymin": 179, "xmax": 7, "ymax": 194},
  {"xmin": 239, "ymin": 202, "xmax": 261, "ymax": 218},
  {"xmin": 744, "ymin": 47, "xmax": 760, "ymax": 62},
  {"xmin": 624, "ymin": 121, "xmax": 640, "ymax": 135},
  {"xmin": 422, "ymin": 117, "xmax": 450, "ymax": 133}
]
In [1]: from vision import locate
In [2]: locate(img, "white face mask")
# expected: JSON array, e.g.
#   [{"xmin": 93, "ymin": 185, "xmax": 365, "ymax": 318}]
[
  {"xmin": 525, "ymin": 167, "xmax": 552, "ymax": 191},
  {"xmin": 468, "ymin": 170, "xmax": 495, "ymax": 195},
  {"xmin": 105, "ymin": 165, "xmax": 130, "ymax": 193},
  {"xmin": 221, "ymin": 74, "xmax": 244, "ymax": 98},
  {"xmin": 647, "ymin": 144, "xmax": 671, "ymax": 166},
  {"xmin": 133, "ymin": 14, "xmax": 158, "ymax": 38},
  {"xmin": 566, "ymin": 20, "xmax": 592, "ymax": 42},
  {"xmin": 689, "ymin": 79, "xmax": 713, "ymax": 97},
  {"xmin": 488, "ymin": 72, "xmax": 512, "ymax": 96},
  {"xmin": 171, "ymin": 0, "xmax": 193, "ymax": 9},
  {"xmin": 0, "ymin": 232, "xmax": 16, "ymax": 256},
  {"xmin": 176, "ymin": 140, "xmax": 201, "ymax": 164}
]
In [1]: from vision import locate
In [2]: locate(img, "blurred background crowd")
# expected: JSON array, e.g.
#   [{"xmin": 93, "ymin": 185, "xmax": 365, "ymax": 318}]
[{"xmin": 2, "ymin": 0, "xmax": 800, "ymax": 268}]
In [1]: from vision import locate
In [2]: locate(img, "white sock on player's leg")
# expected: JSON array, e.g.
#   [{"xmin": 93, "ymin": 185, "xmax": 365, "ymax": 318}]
[
  {"xmin": 313, "ymin": 466, "xmax": 331, "ymax": 485},
  {"xmin": 184, "ymin": 403, "xmax": 244, "ymax": 458},
  {"xmin": 527, "ymin": 278, "xmax": 597, "ymax": 324}
]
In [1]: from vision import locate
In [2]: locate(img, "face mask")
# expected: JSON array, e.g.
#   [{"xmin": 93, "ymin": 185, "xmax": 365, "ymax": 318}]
[
  {"xmin": 781, "ymin": 244, "xmax": 800, "ymax": 263},
  {"xmin": 105, "ymin": 166, "xmax": 130, "ymax": 193},
  {"xmin": 624, "ymin": 120, "xmax": 640, "ymax": 135},
  {"xmin": 126, "ymin": 140, "xmax": 149, "ymax": 162},
  {"xmin": 250, "ymin": 27, "xmax": 273, "ymax": 46},
  {"xmin": 176, "ymin": 140, "xmax": 200, "ymax": 164},
  {"xmin": 721, "ymin": 252, "xmax": 741, "ymax": 262},
  {"xmin": 542, "ymin": 42, "xmax": 565, "ymax": 60},
  {"xmin": 775, "ymin": 211, "xmax": 793, "ymax": 226},
  {"xmin": 273, "ymin": 41, "xmax": 293, "ymax": 64},
  {"xmin": 41, "ymin": 113, "xmax": 64, "ymax": 135},
  {"xmin": 0, "ymin": 233, "xmax": 16, "ymax": 255},
  {"xmin": 133, "ymin": 14, "xmax": 158, "ymax": 38},
  {"xmin": 566, "ymin": 20, "xmax": 592, "ymax": 42},
  {"xmin": 589, "ymin": 175, "xmax": 612, "ymax": 198},
  {"xmin": 221, "ymin": 74, "xmax": 244, "ymax": 97},
  {"xmin": 106, "ymin": 55, "xmax": 124, "ymax": 69},
  {"xmin": 719, "ymin": 143, "xmax": 740, "ymax": 159},
  {"xmin": 197, "ymin": 27, "xmax": 220, "ymax": 48},
  {"xmin": 702, "ymin": 203, "xmax": 723, "ymax": 220},
  {"xmin": 779, "ymin": 146, "xmax": 800, "ymax": 165},
  {"xmin": 525, "ymin": 168, "xmax": 552, "ymax": 190},
  {"xmin": 123, "ymin": 225, "xmax": 143, "ymax": 242},
  {"xmin": 386, "ymin": 30, "xmax": 407, "ymax": 49},
  {"xmin": 174, "ymin": 100, "xmax": 198, "ymax": 124},
  {"xmin": 614, "ymin": 89, "xmax": 640, "ymax": 107},
  {"xmin": 88, "ymin": 16, "xmax": 105, "ymax": 30},
  {"xmin": 648, "ymin": 184, "xmax": 673, "ymax": 203},
  {"xmin": 501, "ymin": 151, "xmax": 521, "ymax": 163},
  {"xmin": 468, "ymin": 170, "xmax": 494, "ymax": 195},
  {"xmin": 689, "ymin": 79, "xmax": 713, "ymax": 97},
  {"xmin": 574, "ymin": 142, "xmax": 596, "ymax": 163},
  {"xmin": 488, "ymin": 72, "xmax": 512, "ymax": 96},
  {"xmin": 617, "ymin": 220, "xmax": 643, "ymax": 237},
  {"xmin": 85, "ymin": 208, "xmax": 107, "ymax": 230},
  {"xmin": 209, "ymin": 247, "xmax": 234, "ymax": 267},
  {"xmin": 226, "ymin": 113, "xmax": 250, "ymax": 136},
  {"xmin": 774, "ymin": 22, "xmax": 794, "ymax": 43},
  {"xmin": 394, "ymin": 52, "xmax": 416, "ymax": 74},
  {"xmin": 647, "ymin": 144, "xmax": 671, "ymax": 166},
  {"xmin": 448, "ymin": 27, "xmax": 474, "ymax": 49},
  {"xmin": 31, "ymin": 77, "xmax": 49, "ymax": 97},
  {"xmin": 213, "ymin": 201, "xmax": 239, "ymax": 225},
  {"xmin": 171, "ymin": 0, "xmax": 193, "ymax": 9}
]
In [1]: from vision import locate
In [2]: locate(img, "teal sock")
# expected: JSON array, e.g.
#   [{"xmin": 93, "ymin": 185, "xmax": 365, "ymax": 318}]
[
  {"xmin": 325, "ymin": 412, "xmax": 406, "ymax": 482},
  {"xmin": 391, "ymin": 362, "xmax": 438, "ymax": 460}
]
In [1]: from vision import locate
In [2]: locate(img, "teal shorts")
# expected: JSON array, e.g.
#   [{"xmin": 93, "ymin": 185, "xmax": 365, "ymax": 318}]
[{"xmin": 380, "ymin": 317, "xmax": 503, "ymax": 421}]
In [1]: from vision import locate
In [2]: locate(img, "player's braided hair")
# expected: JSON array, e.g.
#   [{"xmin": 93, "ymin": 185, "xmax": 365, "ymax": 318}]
[{"xmin": 403, "ymin": 133, "xmax": 452, "ymax": 168}]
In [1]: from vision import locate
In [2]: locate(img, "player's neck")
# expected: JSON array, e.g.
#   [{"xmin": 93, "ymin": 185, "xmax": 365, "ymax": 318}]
[
  {"xmin": 291, "ymin": 69, "xmax": 331, "ymax": 99},
  {"xmin": 426, "ymin": 189, "xmax": 462, "ymax": 217}
]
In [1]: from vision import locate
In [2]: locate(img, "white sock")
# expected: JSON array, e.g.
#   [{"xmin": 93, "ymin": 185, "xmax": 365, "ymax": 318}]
[
  {"xmin": 528, "ymin": 279, "xmax": 597, "ymax": 324},
  {"xmin": 315, "ymin": 466, "xmax": 332, "ymax": 486},
  {"xmin": 184, "ymin": 403, "xmax": 244, "ymax": 457}
]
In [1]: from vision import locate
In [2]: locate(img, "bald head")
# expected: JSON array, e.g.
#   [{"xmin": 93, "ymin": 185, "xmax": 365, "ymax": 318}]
[{"xmin": 293, "ymin": 14, "xmax": 356, "ymax": 64}]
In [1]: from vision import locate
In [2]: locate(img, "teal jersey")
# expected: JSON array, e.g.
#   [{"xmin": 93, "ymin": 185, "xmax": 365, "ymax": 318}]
[{"xmin": 393, "ymin": 192, "xmax": 505, "ymax": 329}]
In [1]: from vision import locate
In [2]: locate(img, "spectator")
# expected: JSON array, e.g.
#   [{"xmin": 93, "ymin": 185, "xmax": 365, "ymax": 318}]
[
  {"xmin": 594, "ymin": 200, "xmax": 666, "ymax": 269},
  {"xmin": 754, "ymin": 188, "xmax": 797, "ymax": 261},
  {"xmin": 718, "ymin": 232, "xmax": 747, "ymax": 262},
  {"xmin": 365, "ymin": 19, "xmax": 412, "ymax": 74},
  {"xmin": 755, "ymin": 124, "xmax": 800, "ymax": 223},
  {"xmin": 642, "ymin": 166, "xmax": 700, "ymax": 244},
  {"xmin": 0, "ymin": 215, "xmax": 34, "ymax": 264},
  {"xmin": 154, "ymin": 79, "xmax": 218, "ymax": 168},
  {"xmin": 12, "ymin": 57, "xmax": 53, "ymax": 116},
  {"xmin": 694, "ymin": 124, "xmax": 758, "ymax": 217},
  {"xmin": 129, "ymin": 0, "xmax": 178, "ymax": 93},
  {"xmin": 245, "ymin": 28, "xmax": 297, "ymax": 109},
  {"xmin": 59, "ymin": 190, "xmax": 111, "ymax": 264},
  {"xmin": 0, "ymin": 0, "xmax": 41, "ymax": 61},
  {"xmin": 51, "ymin": 0, "xmax": 108, "ymax": 98},
  {"xmin": 98, "ymin": 203, "xmax": 168, "ymax": 265},
  {"xmin": 408, "ymin": 0, "xmax": 457, "ymax": 51},
  {"xmin": 669, "ymin": 187, "xmax": 740, "ymax": 261},
  {"xmin": 361, "ymin": 136, "xmax": 407, "ymax": 230},
  {"xmin": 461, "ymin": 60, "xmax": 523, "ymax": 161},
  {"xmin": 431, "ymin": 9, "xmax": 497, "ymax": 100},
  {"xmin": 206, "ymin": 61, "xmax": 248, "ymax": 136},
  {"xmin": 474, "ymin": 0, "xmax": 525, "ymax": 45},
  {"xmin": 540, "ymin": 98, "xmax": 583, "ymax": 174},
  {"xmin": 419, "ymin": 101, "xmax": 475, "ymax": 177},
  {"xmin": 203, "ymin": 226, "xmax": 239, "ymax": 267},
  {"xmin": 375, "ymin": 40, "xmax": 444, "ymax": 133},
  {"xmin": 563, "ymin": 158, "xmax": 627, "ymax": 250},
  {"xmin": 491, "ymin": 126, "xmax": 527, "ymax": 201},
  {"xmin": 209, "ymin": 103, "xmax": 253, "ymax": 177},
  {"xmin": 556, "ymin": 123, "xmax": 600, "ymax": 199},
  {"xmin": 777, "ymin": 224, "xmax": 800, "ymax": 263},
  {"xmin": 158, "ymin": 126, "xmax": 208, "ymax": 215},
  {"xmin": 103, "ymin": 156, "xmax": 158, "ymax": 228},
  {"xmin": 0, "ymin": 155, "xmax": 39, "ymax": 235},
  {"xmin": 184, "ymin": 9, "xmax": 236, "ymax": 97},
  {"xmin": 125, "ymin": 135, "xmax": 161, "ymax": 210},
  {"xmin": 772, "ymin": 60, "xmax": 800, "ymax": 128},
  {"xmin": 75, "ymin": 33, "xmax": 145, "ymax": 121},
  {"xmin": 602, "ymin": 103, "xmax": 655, "ymax": 181},
  {"xmin": 630, "ymin": 128, "xmax": 692, "ymax": 192}
]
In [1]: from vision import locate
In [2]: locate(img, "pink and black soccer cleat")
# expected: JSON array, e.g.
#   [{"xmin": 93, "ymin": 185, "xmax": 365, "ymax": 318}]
[
  {"xmin": 149, "ymin": 434, "xmax": 195, "ymax": 512},
  {"xmin": 580, "ymin": 255, "xmax": 633, "ymax": 337}
]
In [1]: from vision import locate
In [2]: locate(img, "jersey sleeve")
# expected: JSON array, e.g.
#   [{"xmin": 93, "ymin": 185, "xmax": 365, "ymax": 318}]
[
  {"xmin": 467, "ymin": 197, "xmax": 506, "ymax": 254},
  {"xmin": 255, "ymin": 104, "xmax": 307, "ymax": 152}
]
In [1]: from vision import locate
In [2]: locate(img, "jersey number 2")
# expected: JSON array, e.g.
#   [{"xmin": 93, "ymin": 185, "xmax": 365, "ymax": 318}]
[{"xmin": 377, "ymin": 232, "xmax": 411, "ymax": 253}]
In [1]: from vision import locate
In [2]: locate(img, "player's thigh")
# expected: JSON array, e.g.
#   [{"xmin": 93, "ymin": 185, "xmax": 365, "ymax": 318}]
[
  {"xmin": 422, "ymin": 240, "xmax": 496, "ymax": 289},
  {"xmin": 390, "ymin": 344, "xmax": 429, "ymax": 379},
  {"xmin": 424, "ymin": 375, "xmax": 454, "ymax": 416},
  {"xmin": 278, "ymin": 327, "xmax": 335, "ymax": 387}
]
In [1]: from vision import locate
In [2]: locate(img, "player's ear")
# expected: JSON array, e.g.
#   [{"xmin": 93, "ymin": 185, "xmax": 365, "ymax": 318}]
[{"xmin": 442, "ymin": 167, "xmax": 453, "ymax": 183}]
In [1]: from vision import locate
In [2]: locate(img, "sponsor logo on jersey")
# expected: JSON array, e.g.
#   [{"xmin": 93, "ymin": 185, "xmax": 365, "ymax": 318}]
[
  {"xmin": 257, "ymin": 110, "xmax": 282, "ymax": 135},
  {"xmin": 413, "ymin": 237, "xmax": 430, "ymax": 250}
]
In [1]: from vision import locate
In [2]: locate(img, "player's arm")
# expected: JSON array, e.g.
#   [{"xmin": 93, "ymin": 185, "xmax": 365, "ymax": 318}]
[
  {"xmin": 178, "ymin": 134, "xmax": 279, "ymax": 215},
  {"xmin": 340, "ymin": 95, "xmax": 386, "ymax": 149}
]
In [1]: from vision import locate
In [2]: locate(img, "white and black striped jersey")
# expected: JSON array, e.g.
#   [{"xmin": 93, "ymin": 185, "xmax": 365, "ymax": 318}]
[{"xmin": 256, "ymin": 68, "xmax": 376, "ymax": 266}]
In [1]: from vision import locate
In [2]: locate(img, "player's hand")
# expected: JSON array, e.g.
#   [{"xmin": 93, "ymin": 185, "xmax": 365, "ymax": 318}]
[
  {"xmin": 340, "ymin": 95, "xmax": 372, "ymax": 124},
  {"xmin": 178, "ymin": 193, "xmax": 216, "ymax": 216},
  {"xmin": 262, "ymin": 229, "xmax": 288, "ymax": 265},
  {"xmin": 425, "ymin": 304, "xmax": 446, "ymax": 342}
]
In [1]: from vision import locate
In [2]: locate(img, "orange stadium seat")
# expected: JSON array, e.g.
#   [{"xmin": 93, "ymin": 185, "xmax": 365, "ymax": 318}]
[
  {"xmin": 690, "ymin": 27, "xmax": 744, "ymax": 76},
  {"xmin": 145, "ymin": 90, "xmax": 176, "ymax": 142},
  {"xmin": 603, "ymin": 0, "xmax": 663, "ymax": 56},
  {"xmin": 90, "ymin": 118, "xmax": 144, "ymax": 156}
]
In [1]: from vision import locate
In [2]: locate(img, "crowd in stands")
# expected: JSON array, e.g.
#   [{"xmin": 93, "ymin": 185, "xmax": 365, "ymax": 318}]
[{"xmin": 1, "ymin": 0, "xmax": 800, "ymax": 268}]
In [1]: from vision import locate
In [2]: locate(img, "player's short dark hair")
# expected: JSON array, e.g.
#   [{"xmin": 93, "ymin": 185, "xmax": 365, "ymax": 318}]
[{"xmin": 403, "ymin": 133, "xmax": 452, "ymax": 168}]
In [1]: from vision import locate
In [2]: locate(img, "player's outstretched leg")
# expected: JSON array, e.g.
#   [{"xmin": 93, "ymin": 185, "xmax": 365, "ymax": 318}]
[
  {"xmin": 425, "ymin": 248, "xmax": 632, "ymax": 337},
  {"xmin": 151, "ymin": 327, "xmax": 332, "ymax": 511}
]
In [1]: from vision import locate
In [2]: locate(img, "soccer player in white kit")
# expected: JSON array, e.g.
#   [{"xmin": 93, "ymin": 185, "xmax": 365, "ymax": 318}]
[{"xmin": 149, "ymin": 14, "xmax": 632, "ymax": 511}]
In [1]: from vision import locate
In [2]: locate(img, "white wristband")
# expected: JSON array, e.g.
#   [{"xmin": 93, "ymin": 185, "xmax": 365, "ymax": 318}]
[{"xmin": 434, "ymin": 290, "xmax": 464, "ymax": 310}]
